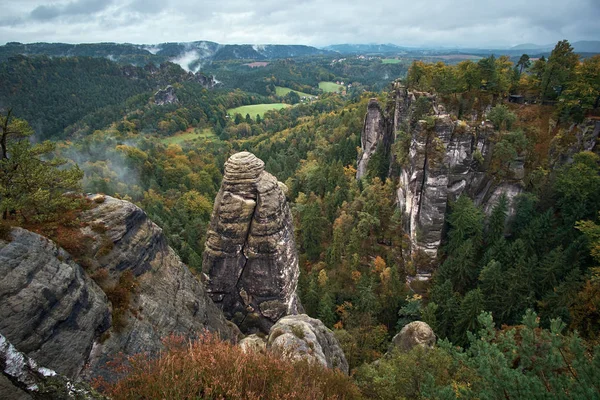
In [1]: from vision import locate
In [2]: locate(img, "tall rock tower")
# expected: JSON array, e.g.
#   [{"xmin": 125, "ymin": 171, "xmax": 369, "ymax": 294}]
[
  {"xmin": 356, "ymin": 98, "xmax": 387, "ymax": 180},
  {"xmin": 203, "ymin": 152, "xmax": 300, "ymax": 333}
]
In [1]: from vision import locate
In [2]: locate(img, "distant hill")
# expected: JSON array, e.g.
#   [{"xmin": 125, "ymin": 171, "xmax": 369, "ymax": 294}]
[
  {"xmin": 510, "ymin": 43, "xmax": 551, "ymax": 51},
  {"xmin": 0, "ymin": 41, "xmax": 333, "ymax": 71},
  {"xmin": 323, "ymin": 44, "xmax": 409, "ymax": 54},
  {"xmin": 571, "ymin": 41, "xmax": 600, "ymax": 53},
  {"xmin": 510, "ymin": 41, "xmax": 600, "ymax": 54},
  {"xmin": 325, "ymin": 41, "xmax": 600, "ymax": 56}
]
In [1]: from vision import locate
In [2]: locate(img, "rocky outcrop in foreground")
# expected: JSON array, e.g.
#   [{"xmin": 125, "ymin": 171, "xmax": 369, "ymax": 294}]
[
  {"xmin": 80, "ymin": 195, "xmax": 236, "ymax": 378},
  {"xmin": 204, "ymin": 152, "xmax": 300, "ymax": 333},
  {"xmin": 267, "ymin": 314, "xmax": 349, "ymax": 374},
  {"xmin": 1, "ymin": 195, "xmax": 235, "ymax": 395},
  {"xmin": 1, "ymin": 333, "xmax": 106, "ymax": 399},
  {"xmin": 0, "ymin": 228, "xmax": 109, "ymax": 380}
]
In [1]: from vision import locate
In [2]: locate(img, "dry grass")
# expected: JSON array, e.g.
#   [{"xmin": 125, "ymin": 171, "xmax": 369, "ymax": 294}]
[
  {"xmin": 104, "ymin": 271, "xmax": 138, "ymax": 332},
  {"xmin": 94, "ymin": 332, "xmax": 362, "ymax": 400}
]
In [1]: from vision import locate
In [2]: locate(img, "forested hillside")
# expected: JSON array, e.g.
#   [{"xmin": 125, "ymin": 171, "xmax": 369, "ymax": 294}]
[{"xmin": 1, "ymin": 39, "xmax": 599, "ymax": 399}]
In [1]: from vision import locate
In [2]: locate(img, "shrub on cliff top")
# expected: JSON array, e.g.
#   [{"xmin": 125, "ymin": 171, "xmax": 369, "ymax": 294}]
[{"xmin": 94, "ymin": 332, "xmax": 362, "ymax": 400}]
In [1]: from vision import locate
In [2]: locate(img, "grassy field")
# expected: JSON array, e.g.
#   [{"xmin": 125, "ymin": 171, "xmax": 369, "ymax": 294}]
[
  {"xmin": 161, "ymin": 128, "xmax": 216, "ymax": 145},
  {"xmin": 227, "ymin": 103, "xmax": 291, "ymax": 119},
  {"xmin": 319, "ymin": 81, "xmax": 345, "ymax": 93},
  {"xmin": 422, "ymin": 54, "xmax": 483, "ymax": 61},
  {"xmin": 382, "ymin": 58, "xmax": 402, "ymax": 64},
  {"xmin": 275, "ymin": 86, "xmax": 316, "ymax": 99}
]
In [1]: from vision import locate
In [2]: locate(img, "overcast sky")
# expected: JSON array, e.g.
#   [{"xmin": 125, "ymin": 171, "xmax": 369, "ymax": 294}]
[{"xmin": 1, "ymin": 0, "xmax": 599, "ymax": 48}]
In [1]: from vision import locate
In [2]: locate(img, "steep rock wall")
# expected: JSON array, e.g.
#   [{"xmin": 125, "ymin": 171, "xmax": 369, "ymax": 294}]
[
  {"xmin": 0, "ymin": 195, "xmax": 235, "ymax": 394},
  {"xmin": 359, "ymin": 86, "xmax": 527, "ymax": 276},
  {"xmin": 204, "ymin": 152, "xmax": 300, "ymax": 334},
  {"xmin": 80, "ymin": 195, "xmax": 236, "ymax": 378},
  {"xmin": 0, "ymin": 228, "xmax": 110, "ymax": 380}
]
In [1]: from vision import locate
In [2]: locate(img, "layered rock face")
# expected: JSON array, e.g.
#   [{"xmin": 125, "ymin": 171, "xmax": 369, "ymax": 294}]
[
  {"xmin": 359, "ymin": 86, "xmax": 527, "ymax": 277},
  {"xmin": 399, "ymin": 116, "xmax": 499, "ymax": 262},
  {"xmin": 0, "ymin": 228, "xmax": 110, "ymax": 399},
  {"xmin": 0, "ymin": 195, "xmax": 235, "ymax": 395},
  {"xmin": 267, "ymin": 314, "xmax": 349, "ymax": 374},
  {"xmin": 0, "ymin": 228, "xmax": 110, "ymax": 377},
  {"xmin": 204, "ymin": 152, "xmax": 300, "ymax": 333},
  {"xmin": 0, "ymin": 333, "xmax": 106, "ymax": 400},
  {"xmin": 357, "ymin": 98, "xmax": 390, "ymax": 179},
  {"xmin": 80, "ymin": 195, "xmax": 236, "ymax": 378}
]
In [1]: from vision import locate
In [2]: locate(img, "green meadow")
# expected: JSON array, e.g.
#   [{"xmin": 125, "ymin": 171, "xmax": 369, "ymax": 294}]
[
  {"xmin": 275, "ymin": 86, "xmax": 316, "ymax": 99},
  {"xmin": 319, "ymin": 81, "xmax": 345, "ymax": 93},
  {"xmin": 161, "ymin": 128, "xmax": 216, "ymax": 145},
  {"xmin": 227, "ymin": 103, "xmax": 291, "ymax": 119},
  {"xmin": 381, "ymin": 58, "xmax": 402, "ymax": 64}
]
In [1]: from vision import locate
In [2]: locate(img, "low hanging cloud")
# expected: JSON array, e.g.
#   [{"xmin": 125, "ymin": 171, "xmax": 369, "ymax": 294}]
[{"xmin": 1, "ymin": 0, "xmax": 599, "ymax": 48}]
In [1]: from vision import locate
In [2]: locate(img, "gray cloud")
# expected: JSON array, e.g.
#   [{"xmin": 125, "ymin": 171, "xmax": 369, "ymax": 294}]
[
  {"xmin": 0, "ymin": 0, "xmax": 598, "ymax": 47},
  {"xmin": 30, "ymin": 0, "xmax": 114, "ymax": 20}
]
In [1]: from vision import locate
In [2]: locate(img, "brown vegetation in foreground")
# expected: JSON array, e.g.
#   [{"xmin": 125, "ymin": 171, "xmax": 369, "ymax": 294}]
[{"xmin": 93, "ymin": 332, "xmax": 362, "ymax": 400}]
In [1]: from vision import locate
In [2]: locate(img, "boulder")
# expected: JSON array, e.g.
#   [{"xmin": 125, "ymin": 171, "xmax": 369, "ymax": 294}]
[
  {"xmin": 267, "ymin": 314, "xmax": 348, "ymax": 374},
  {"xmin": 390, "ymin": 321, "xmax": 436, "ymax": 352},
  {"xmin": 239, "ymin": 334, "xmax": 267, "ymax": 354}
]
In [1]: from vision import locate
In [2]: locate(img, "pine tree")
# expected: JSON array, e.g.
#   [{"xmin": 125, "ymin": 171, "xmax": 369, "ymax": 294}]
[
  {"xmin": 430, "ymin": 279, "xmax": 461, "ymax": 340},
  {"xmin": 0, "ymin": 112, "xmax": 83, "ymax": 222},
  {"xmin": 317, "ymin": 292, "xmax": 337, "ymax": 328},
  {"xmin": 304, "ymin": 276, "xmax": 320, "ymax": 316},
  {"xmin": 478, "ymin": 259, "xmax": 506, "ymax": 319},
  {"xmin": 487, "ymin": 194, "xmax": 508, "ymax": 245},
  {"xmin": 453, "ymin": 288, "xmax": 485, "ymax": 345}
]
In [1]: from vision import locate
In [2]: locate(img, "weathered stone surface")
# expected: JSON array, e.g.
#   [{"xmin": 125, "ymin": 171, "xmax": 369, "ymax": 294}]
[
  {"xmin": 204, "ymin": 152, "xmax": 300, "ymax": 334},
  {"xmin": 0, "ymin": 228, "xmax": 110, "ymax": 379},
  {"xmin": 188, "ymin": 72, "xmax": 220, "ymax": 89},
  {"xmin": 399, "ymin": 116, "xmax": 495, "ymax": 262},
  {"xmin": 267, "ymin": 314, "xmax": 348, "ymax": 374},
  {"xmin": 239, "ymin": 334, "xmax": 267, "ymax": 354},
  {"xmin": 154, "ymin": 85, "xmax": 178, "ymax": 105},
  {"xmin": 80, "ymin": 195, "xmax": 235, "ymax": 378},
  {"xmin": 357, "ymin": 98, "xmax": 388, "ymax": 180},
  {"xmin": 483, "ymin": 183, "xmax": 523, "ymax": 218},
  {"xmin": 0, "ymin": 333, "xmax": 107, "ymax": 400},
  {"xmin": 353, "ymin": 86, "xmax": 538, "ymax": 277},
  {"xmin": 390, "ymin": 321, "xmax": 436, "ymax": 352},
  {"xmin": 0, "ymin": 193, "xmax": 236, "ymax": 394},
  {"xmin": 388, "ymin": 92, "xmax": 524, "ymax": 275}
]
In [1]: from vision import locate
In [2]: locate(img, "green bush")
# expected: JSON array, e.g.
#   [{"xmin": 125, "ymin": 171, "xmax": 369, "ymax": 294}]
[{"xmin": 355, "ymin": 346, "xmax": 476, "ymax": 400}]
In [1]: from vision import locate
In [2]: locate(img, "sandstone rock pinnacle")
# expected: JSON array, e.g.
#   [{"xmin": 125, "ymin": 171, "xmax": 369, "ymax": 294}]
[{"xmin": 204, "ymin": 151, "xmax": 300, "ymax": 333}]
